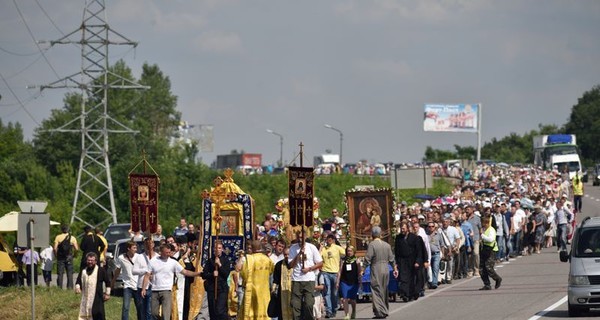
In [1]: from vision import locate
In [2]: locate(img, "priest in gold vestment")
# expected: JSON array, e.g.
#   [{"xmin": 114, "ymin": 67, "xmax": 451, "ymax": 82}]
[{"xmin": 238, "ymin": 240, "xmax": 275, "ymax": 319}]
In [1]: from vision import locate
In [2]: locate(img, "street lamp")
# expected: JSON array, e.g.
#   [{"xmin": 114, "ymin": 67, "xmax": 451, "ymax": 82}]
[
  {"xmin": 324, "ymin": 124, "xmax": 343, "ymax": 166},
  {"xmin": 266, "ymin": 129, "xmax": 283, "ymax": 167}
]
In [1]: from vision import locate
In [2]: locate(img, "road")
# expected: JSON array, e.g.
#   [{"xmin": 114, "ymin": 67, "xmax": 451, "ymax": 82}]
[{"xmin": 346, "ymin": 182, "xmax": 600, "ymax": 320}]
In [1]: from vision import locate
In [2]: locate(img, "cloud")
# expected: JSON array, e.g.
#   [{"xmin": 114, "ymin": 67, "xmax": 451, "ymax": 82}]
[
  {"xmin": 192, "ymin": 30, "xmax": 243, "ymax": 54},
  {"xmin": 353, "ymin": 59, "xmax": 412, "ymax": 77}
]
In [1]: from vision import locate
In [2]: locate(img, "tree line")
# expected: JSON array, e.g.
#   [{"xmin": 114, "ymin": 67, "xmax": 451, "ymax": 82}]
[{"xmin": 0, "ymin": 60, "xmax": 598, "ymax": 235}]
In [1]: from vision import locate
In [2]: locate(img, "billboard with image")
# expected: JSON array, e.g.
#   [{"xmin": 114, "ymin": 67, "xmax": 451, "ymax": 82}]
[{"xmin": 424, "ymin": 104, "xmax": 479, "ymax": 133}]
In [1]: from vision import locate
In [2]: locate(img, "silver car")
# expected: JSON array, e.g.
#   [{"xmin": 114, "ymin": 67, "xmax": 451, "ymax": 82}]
[{"xmin": 561, "ymin": 216, "xmax": 600, "ymax": 316}]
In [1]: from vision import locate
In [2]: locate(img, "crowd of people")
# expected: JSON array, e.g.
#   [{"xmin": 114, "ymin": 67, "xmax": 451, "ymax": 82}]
[{"xmin": 9, "ymin": 161, "xmax": 583, "ymax": 320}]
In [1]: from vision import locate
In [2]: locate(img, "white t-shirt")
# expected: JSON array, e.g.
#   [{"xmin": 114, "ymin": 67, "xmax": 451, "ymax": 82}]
[
  {"xmin": 132, "ymin": 253, "xmax": 153, "ymax": 289},
  {"xmin": 513, "ymin": 209, "xmax": 526, "ymax": 232},
  {"xmin": 288, "ymin": 242, "xmax": 323, "ymax": 282},
  {"xmin": 40, "ymin": 246, "xmax": 54, "ymax": 271},
  {"xmin": 149, "ymin": 257, "xmax": 183, "ymax": 291},
  {"xmin": 270, "ymin": 252, "xmax": 284, "ymax": 264},
  {"xmin": 116, "ymin": 253, "xmax": 139, "ymax": 289}
]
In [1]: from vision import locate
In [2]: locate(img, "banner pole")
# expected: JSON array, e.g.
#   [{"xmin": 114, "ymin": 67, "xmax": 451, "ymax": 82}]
[{"xmin": 477, "ymin": 103, "xmax": 482, "ymax": 161}]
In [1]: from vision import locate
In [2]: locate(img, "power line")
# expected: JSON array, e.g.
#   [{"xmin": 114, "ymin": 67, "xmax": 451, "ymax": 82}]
[
  {"xmin": 0, "ymin": 70, "xmax": 41, "ymax": 126},
  {"xmin": 12, "ymin": 0, "xmax": 62, "ymax": 80}
]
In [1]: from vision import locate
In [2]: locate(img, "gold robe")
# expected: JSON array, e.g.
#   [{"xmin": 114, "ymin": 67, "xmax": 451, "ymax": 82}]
[
  {"xmin": 239, "ymin": 253, "xmax": 274, "ymax": 319},
  {"xmin": 280, "ymin": 262, "xmax": 293, "ymax": 320}
]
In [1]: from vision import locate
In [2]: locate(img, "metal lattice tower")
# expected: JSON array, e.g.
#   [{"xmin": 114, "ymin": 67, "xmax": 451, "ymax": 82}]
[{"xmin": 41, "ymin": 0, "xmax": 148, "ymax": 227}]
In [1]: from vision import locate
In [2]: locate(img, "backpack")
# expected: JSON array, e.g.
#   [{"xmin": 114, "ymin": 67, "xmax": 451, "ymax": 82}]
[{"xmin": 57, "ymin": 234, "xmax": 72, "ymax": 260}]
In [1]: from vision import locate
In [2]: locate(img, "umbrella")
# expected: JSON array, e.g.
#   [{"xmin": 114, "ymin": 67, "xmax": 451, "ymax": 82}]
[
  {"xmin": 432, "ymin": 197, "xmax": 457, "ymax": 205},
  {"xmin": 475, "ymin": 189, "xmax": 496, "ymax": 196},
  {"xmin": 413, "ymin": 194, "xmax": 435, "ymax": 200},
  {"xmin": 461, "ymin": 185, "xmax": 475, "ymax": 192},
  {"xmin": 0, "ymin": 211, "xmax": 61, "ymax": 232}
]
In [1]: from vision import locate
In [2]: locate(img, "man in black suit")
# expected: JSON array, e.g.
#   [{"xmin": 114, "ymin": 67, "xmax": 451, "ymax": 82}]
[{"xmin": 394, "ymin": 221, "xmax": 423, "ymax": 301}]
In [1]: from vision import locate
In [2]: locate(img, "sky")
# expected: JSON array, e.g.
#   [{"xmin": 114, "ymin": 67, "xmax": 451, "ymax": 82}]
[{"xmin": 1, "ymin": 0, "xmax": 599, "ymax": 167}]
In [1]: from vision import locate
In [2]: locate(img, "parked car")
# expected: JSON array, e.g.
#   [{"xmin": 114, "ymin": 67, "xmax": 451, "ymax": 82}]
[
  {"xmin": 108, "ymin": 238, "xmax": 160, "ymax": 292},
  {"xmin": 560, "ymin": 216, "xmax": 600, "ymax": 316},
  {"xmin": 103, "ymin": 223, "xmax": 132, "ymax": 256},
  {"xmin": 592, "ymin": 164, "xmax": 600, "ymax": 186}
]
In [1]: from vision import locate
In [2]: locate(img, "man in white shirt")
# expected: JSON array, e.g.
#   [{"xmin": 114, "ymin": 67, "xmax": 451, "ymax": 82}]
[
  {"xmin": 111, "ymin": 241, "xmax": 141, "ymax": 320},
  {"xmin": 142, "ymin": 243, "xmax": 201, "ymax": 320},
  {"xmin": 511, "ymin": 200, "xmax": 527, "ymax": 256},
  {"xmin": 132, "ymin": 238, "xmax": 156, "ymax": 320},
  {"xmin": 288, "ymin": 230, "xmax": 323, "ymax": 320}
]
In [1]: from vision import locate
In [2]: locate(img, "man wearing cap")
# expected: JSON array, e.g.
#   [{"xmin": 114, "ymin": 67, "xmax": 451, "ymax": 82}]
[
  {"xmin": 365, "ymin": 226, "xmax": 398, "ymax": 319},
  {"xmin": 440, "ymin": 217, "xmax": 460, "ymax": 284}
]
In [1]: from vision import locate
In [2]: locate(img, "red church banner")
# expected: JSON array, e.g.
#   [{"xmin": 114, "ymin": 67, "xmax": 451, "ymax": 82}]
[
  {"xmin": 129, "ymin": 174, "xmax": 159, "ymax": 233},
  {"xmin": 288, "ymin": 166, "xmax": 314, "ymax": 227}
]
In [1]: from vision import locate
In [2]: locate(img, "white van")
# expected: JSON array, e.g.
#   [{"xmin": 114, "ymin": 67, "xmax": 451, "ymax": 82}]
[
  {"xmin": 560, "ymin": 216, "xmax": 600, "ymax": 316},
  {"xmin": 551, "ymin": 153, "xmax": 581, "ymax": 179}
]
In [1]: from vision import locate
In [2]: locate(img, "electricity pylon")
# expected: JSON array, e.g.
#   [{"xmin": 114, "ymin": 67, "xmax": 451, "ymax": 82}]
[{"xmin": 41, "ymin": 0, "xmax": 148, "ymax": 227}]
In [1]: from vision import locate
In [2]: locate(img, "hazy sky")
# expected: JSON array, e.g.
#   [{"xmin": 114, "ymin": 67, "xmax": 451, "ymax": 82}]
[{"xmin": 1, "ymin": 0, "xmax": 599, "ymax": 167}]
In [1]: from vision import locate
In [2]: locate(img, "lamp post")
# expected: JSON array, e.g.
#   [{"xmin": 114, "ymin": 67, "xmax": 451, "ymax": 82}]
[
  {"xmin": 266, "ymin": 129, "xmax": 283, "ymax": 167},
  {"xmin": 324, "ymin": 124, "xmax": 343, "ymax": 166}
]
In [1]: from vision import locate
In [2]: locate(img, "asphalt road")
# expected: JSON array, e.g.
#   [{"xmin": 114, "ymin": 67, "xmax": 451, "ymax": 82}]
[{"xmin": 346, "ymin": 182, "xmax": 600, "ymax": 320}]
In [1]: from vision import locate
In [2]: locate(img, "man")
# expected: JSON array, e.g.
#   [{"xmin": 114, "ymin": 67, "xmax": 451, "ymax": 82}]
[
  {"xmin": 288, "ymin": 230, "xmax": 323, "ymax": 320},
  {"xmin": 492, "ymin": 204, "xmax": 509, "ymax": 261},
  {"xmin": 458, "ymin": 214, "xmax": 474, "ymax": 279},
  {"xmin": 320, "ymin": 233, "xmax": 345, "ymax": 318},
  {"xmin": 466, "ymin": 205, "xmax": 482, "ymax": 277},
  {"xmin": 54, "ymin": 225, "xmax": 79, "ymax": 289},
  {"xmin": 426, "ymin": 222, "xmax": 444, "ymax": 289},
  {"xmin": 479, "ymin": 216, "xmax": 503, "ymax": 290},
  {"xmin": 173, "ymin": 217, "xmax": 189, "ymax": 237},
  {"xmin": 394, "ymin": 222, "xmax": 423, "ymax": 302},
  {"xmin": 111, "ymin": 241, "xmax": 142, "ymax": 320},
  {"xmin": 132, "ymin": 237, "xmax": 157, "ymax": 320},
  {"xmin": 440, "ymin": 217, "xmax": 460, "ymax": 284},
  {"xmin": 142, "ymin": 243, "xmax": 201, "ymax": 320},
  {"xmin": 76, "ymin": 252, "xmax": 111, "ymax": 320},
  {"xmin": 270, "ymin": 239, "xmax": 286, "ymax": 264},
  {"xmin": 511, "ymin": 200, "xmax": 526, "ymax": 256},
  {"xmin": 96, "ymin": 228, "xmax": 108, "ymax": 267},
  {"xmin": 332, "ymin": 208, "xmax": 345, "ymax": 227},
  {"xmin": 411, "ymin": 221, "xmax": 430, "ymax": 297},
  {"xmin": 272, "ymin": 246, "xmax": 293, "ymax": 320},
  {"xmin": 572, "ymin": 173, "xmax": 584, "ymax": 213},
  {"xmin": 554, "ymin": 199, "xmax": 573, "ymax": 252},
  {"xmin": 80, "ymin": 226, "xmax": 105, "ymax": 271},
  {"xmin": 201, "ymin": 241, "xmax": 231, "ymax": 320},
  {"xmin": 239, "ymin": 240, "xmax": 275, "ymax": 319},
  {"xmin": 365, "ymin": 226, "xmax": 398, "ymax": 319}
]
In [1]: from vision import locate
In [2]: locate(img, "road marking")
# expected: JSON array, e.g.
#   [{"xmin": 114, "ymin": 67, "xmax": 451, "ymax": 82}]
[{"xmin": 528, "ymin": 295, "xmax": 567, "ymax": 320}]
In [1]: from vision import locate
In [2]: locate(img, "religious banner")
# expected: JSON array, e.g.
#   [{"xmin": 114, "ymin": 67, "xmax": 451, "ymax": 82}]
[
  {"xmin": 129, "ymin": 173, "xmax": 159, "ymax": 233},
  {"xmin": 288, "ymin": 166, "xmax": 314, "ymax": 226}
]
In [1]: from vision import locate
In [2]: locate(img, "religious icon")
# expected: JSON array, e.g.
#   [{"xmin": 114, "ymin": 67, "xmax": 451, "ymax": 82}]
[
  {"xmin": 138, "ymin": 185, "xmax": 149, "ymax": 201},
  {"xmin": 295, "ymin": 178, "xmax": 307, "ymax": 195}
]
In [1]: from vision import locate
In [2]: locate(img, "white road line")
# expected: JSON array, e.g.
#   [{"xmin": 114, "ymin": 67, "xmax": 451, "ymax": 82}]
[{"xmin": 528, "ymin": 295, "xmax": 567, "ymax": 320}]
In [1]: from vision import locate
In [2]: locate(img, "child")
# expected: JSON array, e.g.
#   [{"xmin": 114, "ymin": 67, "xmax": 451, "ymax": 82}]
[
  {"xmin": 314, "ymin": 268, "xmax": 326, "ymax": 320},
  {"xmin": 370, "ymin": 208, "xmax": 381, "ymax": 228},
  {"xmin": 40, "ymin": 244, "xmax": 54, "ymax": 287}
]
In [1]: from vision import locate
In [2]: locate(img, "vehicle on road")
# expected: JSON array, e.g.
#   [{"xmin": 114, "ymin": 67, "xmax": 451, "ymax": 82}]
[
  {"xmin": 592, "ymin": 164, "xmax": 600, "ymax": 186},
  {"xmin": 103, "ymin": 223, "xmax": 131, "ymax": 256},
  {"xmin": 560, "ymin": 216, "xmax": 600, "ymax": 316}
]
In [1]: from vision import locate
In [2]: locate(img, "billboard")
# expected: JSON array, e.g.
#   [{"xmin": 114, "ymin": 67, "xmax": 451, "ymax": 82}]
[{"xmin": 424, "ymin": 104, "xmax": 479, "ymax": 133}]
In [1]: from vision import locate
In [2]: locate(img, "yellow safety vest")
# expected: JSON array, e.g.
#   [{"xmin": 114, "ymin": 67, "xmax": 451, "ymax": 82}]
[{"xmin": 482, "ymin": 226, "xmax": 498, "ymax": 252}]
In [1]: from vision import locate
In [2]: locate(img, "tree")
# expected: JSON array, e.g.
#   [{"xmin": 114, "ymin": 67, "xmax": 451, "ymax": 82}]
[{"xmin": 563, "ymin": 85, "xmax": 600, "ymax": 162}]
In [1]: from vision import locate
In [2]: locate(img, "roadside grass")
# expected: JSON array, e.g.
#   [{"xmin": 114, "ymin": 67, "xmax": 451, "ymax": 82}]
[{"xmin": 0, "ymin": 286, "xmax": 132, "ymax": 320}]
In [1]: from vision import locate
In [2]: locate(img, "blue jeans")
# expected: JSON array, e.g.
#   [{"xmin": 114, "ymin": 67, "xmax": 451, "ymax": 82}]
[
  {"xmin": 123, "ymin": 287, "xmax": 142, "ymax": 320},
  {"xmin": 557, "ymin": 223, "xmax": 568, "ymax": 251},
  {"xmin": 495, "ymin": 235, "xmax": 506, "ymax": 260},
  {"xmin": 323, "ymin": 272, "xmax": 338, "ymax": 316},
  {"xmin": 136, "ymin": 287, "xmax": 152, "ymax": 320},
  {"xmin": 56, "ymin": 258, "xmax": 74, "ymax": 289},
  {"xmin": 430, "ymin": 251, "xmax": 441, "ymax": 287},
  {"xmin": 506, "ymin": 234, "xmax": 513, "ymax": 258}
]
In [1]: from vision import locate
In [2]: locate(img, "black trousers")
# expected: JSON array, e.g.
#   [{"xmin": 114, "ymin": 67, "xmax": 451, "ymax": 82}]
[
  {"xmin": 479, "ymin": 247, "xmax": 501, "ymax": 286},
  {"xmin": 205, "ymin": 284, "xmax": 229, "ymax": 319}
]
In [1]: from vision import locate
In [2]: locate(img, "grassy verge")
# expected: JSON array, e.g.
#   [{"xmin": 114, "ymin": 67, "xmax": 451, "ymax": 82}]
[{"xmin": 0, "ymin": 286, "xmax": 133, "ymax": 320}]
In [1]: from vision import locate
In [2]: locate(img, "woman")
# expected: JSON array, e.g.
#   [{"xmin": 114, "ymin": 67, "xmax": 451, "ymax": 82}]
[
  {"xmin": 336, "ymin": 246, "xmax": 361, "ymax": 320},
  {"xmin": 533, "ymin": 206, "xmax": 547, "ymax": 254}
]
